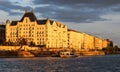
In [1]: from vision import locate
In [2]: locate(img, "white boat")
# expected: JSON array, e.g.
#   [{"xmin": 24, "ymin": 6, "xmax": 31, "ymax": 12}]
[{"xmin": 60, "ymin": 51, "xmax": 77, "ymax": 58}]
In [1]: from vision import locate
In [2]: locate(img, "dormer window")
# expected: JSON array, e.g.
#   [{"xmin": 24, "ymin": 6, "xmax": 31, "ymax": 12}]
[{"xmin": 26, "ymin": 18, "xmax": 27, "ymax": 23}]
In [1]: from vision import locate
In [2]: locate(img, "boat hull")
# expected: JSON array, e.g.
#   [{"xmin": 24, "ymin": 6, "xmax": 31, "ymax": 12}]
[{"xmin": 18, "ymin": 51, "xmax": 34, "ymax": 58}]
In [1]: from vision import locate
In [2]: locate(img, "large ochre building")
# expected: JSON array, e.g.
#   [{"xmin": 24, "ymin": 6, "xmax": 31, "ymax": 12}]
[
  {"xmin": 6, "ymin": 11, "xmax": 68, "ymax": 48},
  {"xmin": 6, "ymin": 10, "xmax": 109, "ymax": 51}
]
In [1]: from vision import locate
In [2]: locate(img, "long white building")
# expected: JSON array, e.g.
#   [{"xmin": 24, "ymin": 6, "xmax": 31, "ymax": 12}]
[{"xmin": 6, "ymin": 10, "xmax": 109, "ymax": 51}]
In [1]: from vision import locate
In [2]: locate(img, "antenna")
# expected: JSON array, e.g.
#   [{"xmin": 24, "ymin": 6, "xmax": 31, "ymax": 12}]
[
  {"xmin": 25, "ymin": 9, "xmax": 27, "ymax": 13},
  {"xmin": 31, "ymin": 8, "xmax": 34, "ymax": 13}
]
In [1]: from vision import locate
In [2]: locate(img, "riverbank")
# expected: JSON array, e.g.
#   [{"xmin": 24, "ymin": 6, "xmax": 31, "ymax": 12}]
[
  {"xmin": 0, "ymin": 51, "xmax": 18, "ymax": 58},
  {"xmin": 0, "ymin": 45, "xmax": 120, "ymax": 58},
  {"xmin": 0, "ymin": 50, "xmax": 106, "ymax": 58},
  {"xmin": 78, "ymin": 51, "xmax": 105, "ymax": 56}
]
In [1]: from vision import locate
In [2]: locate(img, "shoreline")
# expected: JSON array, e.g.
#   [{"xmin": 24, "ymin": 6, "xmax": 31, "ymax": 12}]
[{"xmin": 0, "ymin": 50, "xmax": 119, "ymax": 58}]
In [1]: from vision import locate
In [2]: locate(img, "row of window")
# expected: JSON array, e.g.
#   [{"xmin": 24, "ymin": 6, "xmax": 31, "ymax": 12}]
[
  {"xmin": 37, "ymin": 38, "xmax": 45, "ymax": 40},
  {"xmin": 37, "ymin": 35, "xmax": 44, "ymax": 37},
  {"xmin": 19, "ymin": 27, "xmax": 34, "ymax": 30},
  {"xmin": 10, "ymin": 34, "xmax": 46, "ymax": 37},
  {"xmin": 10, "ymin": 31, "xmax": 45, "ymax": 34},
  {"xmin": 20, "ymin": 35, "xmax": 34, "ymax": 37},
  {"xmin": 10, "ymin": 27, "xmax": 45, "ymax": 31},
  {"xmin": 19, "ymin": 24, "xmax": 35, "ymax": 26}
]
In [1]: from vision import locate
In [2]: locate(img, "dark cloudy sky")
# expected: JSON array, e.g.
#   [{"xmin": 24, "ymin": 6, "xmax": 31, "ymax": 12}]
[{"xmin": 0, "ymin": 0, "xmax": 120, "ymax": 46}]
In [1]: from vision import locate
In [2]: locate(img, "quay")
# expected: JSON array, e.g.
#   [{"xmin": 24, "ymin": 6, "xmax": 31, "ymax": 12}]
[{"xmin": 0, "ymin": 45, "xmax": 105, "ymax": 57}]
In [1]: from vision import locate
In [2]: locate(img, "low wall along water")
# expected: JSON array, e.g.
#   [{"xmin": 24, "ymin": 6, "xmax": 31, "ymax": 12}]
[
  {"xmin": 0, "ymin": 45, "xmax": 105, "ymax": 57},
  {"xmin": 0, "ymin": 45, "xmax": 39, "ymax": 51}
]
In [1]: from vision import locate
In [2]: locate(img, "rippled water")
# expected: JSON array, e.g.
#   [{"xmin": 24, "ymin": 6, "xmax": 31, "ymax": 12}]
[{"xmin": 0, "ymin": 55, "xmax": 120, "ymax": 72}]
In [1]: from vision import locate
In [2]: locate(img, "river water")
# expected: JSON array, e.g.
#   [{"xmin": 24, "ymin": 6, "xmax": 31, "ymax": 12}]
[{"xmin": 0, "ymin": 55, "xmax": 120, "ymax": 72}]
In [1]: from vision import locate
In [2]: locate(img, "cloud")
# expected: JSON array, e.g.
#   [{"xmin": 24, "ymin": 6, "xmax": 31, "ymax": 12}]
[
  {"xmin": 32, "ymin": 0, "xmax": 120, "ymax": 23},
  {"xmin": 0, "ymin": 0, "xmax": 119, "ymax": 46},
  {"xmin": 0, "ymin": 0, "xmax": 32, "ymax": 16},
  {"xmin": 33, "ymin": 0, "xmax": 120, "ymax": 7},
  {"xmin": 0, "ymin": 0, "xmax": 120, "ymax": 23}
]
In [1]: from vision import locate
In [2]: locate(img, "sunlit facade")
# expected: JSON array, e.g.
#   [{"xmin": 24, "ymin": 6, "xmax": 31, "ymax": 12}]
[
  {"xmin": 82, "ymin": 33, "xmax": 95, "ymax": 51},
  {"xmin": 94, "ymin": 37, "xmax": 103, "ymax": 50},
  {"xmin": 102, "ymin": 39, "xmax": 109, "ymax": 48},
  {"xmin": 6, "ymin": 11, "xmax": 68, "ymax": 48},
  {"xmin": 68, "ymin": 29, "xmax": 84, "ymax": 51},
  {"xmin": 6, "ymin": 10, "xmax": 109, "ymax": 50}
]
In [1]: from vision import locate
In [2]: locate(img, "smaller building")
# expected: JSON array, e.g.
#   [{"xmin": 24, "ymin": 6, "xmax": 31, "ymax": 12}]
[
  {"xmin": 68, "ymin": 29, "xmax": 84, "ymax": 51},
  {"xmin": 83, "ymin": 33, "xmax": 95, "ymax": 51},
  {"xmin": 94, "ymin": 37, "xmax": 103, "ymax": 50},
  {"xmin": 102, "ymin": 39, "xmax": 109, "ymax": 48}
]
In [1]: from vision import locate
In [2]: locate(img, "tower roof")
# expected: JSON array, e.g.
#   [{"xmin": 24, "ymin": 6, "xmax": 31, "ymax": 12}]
[
  {"xmin": 9, "ymin": 11, "xmax": 54, "ymax": 26},
  {"xmin": 20, "ymin": 12, "xmax": 37, "ymax": 22}
]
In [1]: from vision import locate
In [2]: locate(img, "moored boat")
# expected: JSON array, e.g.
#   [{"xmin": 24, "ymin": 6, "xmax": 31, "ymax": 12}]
[
  {"xmin": 18, "ymin": 51, "xmax": 34, "ymax": 58},
  {"xmin": 60, "ymin": 50, "xmax": 77, "ymax": 58}
]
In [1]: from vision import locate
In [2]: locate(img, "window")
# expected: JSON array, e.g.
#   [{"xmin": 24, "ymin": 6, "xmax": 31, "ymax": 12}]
[
  {"xmin": 37, "ymin": 42, "xmax": 39, "ymax": 44},
  {"xmin": 26, "ymin": 19, "xmax": 27, "ymax": 23}
]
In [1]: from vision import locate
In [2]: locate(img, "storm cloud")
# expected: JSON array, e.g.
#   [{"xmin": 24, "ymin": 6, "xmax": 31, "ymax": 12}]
[
  {"xmin": 0, "ymin": 0, "xmax": 120, "ymax": 23},
  {"xmin": 0, "ymin": 0, "xmax": 120, "ymax": 46},
  {"xmin": 32, "ymin": 0, "xmax": 120, "ymax": 23},
  {"xmin": 0, "ymin": 0, "xmax": 32, "ymax": 16}
]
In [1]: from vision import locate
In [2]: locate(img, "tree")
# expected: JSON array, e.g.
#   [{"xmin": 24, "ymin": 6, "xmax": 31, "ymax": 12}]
[
  {"xmin": 19, "ymin": 38, "xmax": 27, "ymax": 45},
  {"xmin": 30, "ymin": 41, "xmax": 35, "ymax": 46},
  {"xmin": 114, "ymin": 45, "xmax": 119, "ymax": 48},
  {"xmin": 110, "ymin": 41, "xmax": 113, "ymax": 47}
]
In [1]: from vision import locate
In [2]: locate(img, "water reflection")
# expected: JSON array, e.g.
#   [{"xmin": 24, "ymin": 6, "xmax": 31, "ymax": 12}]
[{"xmin": 0, "ymin": 55, "xmax": 120, "ymax": 72}]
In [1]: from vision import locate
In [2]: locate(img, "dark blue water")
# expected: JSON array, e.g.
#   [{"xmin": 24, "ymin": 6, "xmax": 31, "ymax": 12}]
[{"xmin": 0, "ymin": 55, "xmax": 120, "ymax": 72}]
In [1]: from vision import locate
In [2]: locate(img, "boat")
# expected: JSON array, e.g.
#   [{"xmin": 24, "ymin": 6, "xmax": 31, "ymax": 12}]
[
  {"xmin": 18, "ymin": 51, "xmax": 34, "ymax": 58},
  {"xmin": 60, "ymin": 50, "xmax": 77, "ymax": 58}
]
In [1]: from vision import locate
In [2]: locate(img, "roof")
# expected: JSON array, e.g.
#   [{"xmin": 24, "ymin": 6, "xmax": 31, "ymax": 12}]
[
  {"xmin": 37, "ymin": 20, "xmax": 47, "ymax": 24},
  {"xmin": 20, "ymin": 12, "xmax": 37, "ymax": 22},
  {"xmin": 10, "ymin": 11, "xmax": 48, "ymax": 26},
  {"xmin": 68, "ymin": 29, "xmax": 83, "ymax": 33},
  {"xmin": 9, "ymin": 11, "xmax": 56, "ymax": 26},
  {"xmin": 50, "ymin": 20, "xmax": 54, "ymax": 25},
  {"xmin": 10, "ymin": 21, "xmax": 18, "ymax": 26}
]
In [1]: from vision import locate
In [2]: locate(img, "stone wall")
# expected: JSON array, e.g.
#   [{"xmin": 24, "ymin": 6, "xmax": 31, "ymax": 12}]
[{"xmin": 0, "ymin": 45, "xmax": 39, "ymax": 51}]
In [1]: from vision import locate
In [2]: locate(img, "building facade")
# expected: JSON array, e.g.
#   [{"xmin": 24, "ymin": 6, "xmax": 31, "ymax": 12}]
[
  {"xmin": 68, "ymin": 29, "xmax": 84, "ymax": 51},
  {"xmin": 6, "ymin": 10, "xmax": 109, "ymax": 50},
  {"xmin": 94, "ymin": 37, "xmax": 103, "ymax": 50},
  {"xmin": 6, "ymin": 11, "xmax": 68, "ymax": 48},
  {"xmin": 82, "ymin": 33, "xmax": 95, "ymax": 51},
  {"xmin": 102, "ymin": 39, "xmax": 109, "ymax": 48}
]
